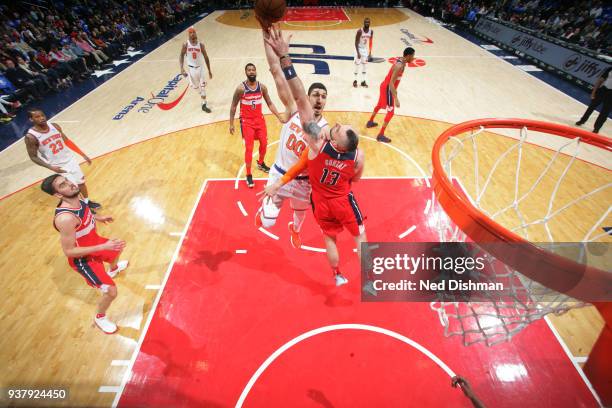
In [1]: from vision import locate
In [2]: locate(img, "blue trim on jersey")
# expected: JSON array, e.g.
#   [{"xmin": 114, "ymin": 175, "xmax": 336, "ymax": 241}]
[
  {"xmin": 348, "ymin": 192, "xmax": 363, "ymax": 225},
  {"xmin": 273, "ymin": 164, "xmax": 309, "ymax": 180},
  {"xmin": 322, "ymin": 142, "xmax": 356, "ymax": 161}
]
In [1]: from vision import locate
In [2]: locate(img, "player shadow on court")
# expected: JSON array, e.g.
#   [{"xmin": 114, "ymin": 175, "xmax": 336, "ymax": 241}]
[
  {"xmin": 126, "ymin": 315, "xmax": 224, "ymax": 407},
  {"xmin": 307, "ymin": 389, "xmax": 336, "ymax": 408},
  {"xmin": 209, "ymin": 219, "xmax": 354, "ymax": 308},
  {"xmin": 191, "ymin": 249, "xmax": 233, "ymax": 272}
]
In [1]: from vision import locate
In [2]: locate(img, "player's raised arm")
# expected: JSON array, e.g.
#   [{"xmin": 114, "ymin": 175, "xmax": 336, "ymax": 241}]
[
  {"xmin": 264, "ymin": 26, "xmax": 320, "ymax": 149},
  {"xmin": 229, "ymin": 85, "xmax": 244, "ymax": 135},
  {"xmin": 179, "ymin": 42, "xmax": 187, "ymax": 76},
  {"xmin": 263, "ymin": 25, "xmax": 296, "ymax": 118}
]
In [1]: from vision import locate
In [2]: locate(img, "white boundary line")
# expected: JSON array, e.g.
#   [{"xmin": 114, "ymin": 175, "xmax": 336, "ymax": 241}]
[
  {"xmin": 398, "ymin": 225, "xmax": 417, "ymax": 239},
  {"xmin": 235, "ymin": 249, "xmax": 247, "ymax": 254},
  {"xmin": 258, "ymin": 227, "xmax": 279, "ymax": 240},
  {"xmin": 111, "ymin": 179, "xmax": 209, "ymax": 408},
  {"xmin": 237, "ymin": 200, "xmax": 248, "ymax": 216},
  {"xmin": 99, "ymin": 386, "xmax": 121, "ymax": 393},
  {"xmin": 424, "ymin": 199, "xmax": 432, "ymax": 215},
  {"xmin": 110, "ymin": 360, "xmax": 130, "ymax": 367},
  {"xmin": 300, "ymin": 245, "xmax": 326, "ymax": 253},
  {"xmin": 144, "ymin": 284, "xmax": 161, "ymax": 290},
  {"xmin": 544, "ymin": 316, "xmax": 601, "ymax": 406},
  {"xmin": 235, "ymin": 323, "xmax": 456, "ymax": 408}
]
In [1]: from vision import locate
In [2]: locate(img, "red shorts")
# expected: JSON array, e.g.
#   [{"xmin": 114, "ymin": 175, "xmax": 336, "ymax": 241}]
[
  {"xmin": 240, "ymin": 119, "xmax": 267, "ymax": 142},
  {"xmin": 311, "ymin": 192, "xmax": 364, "ymax": 237},
  {"xmin": 377, "ymin": 82, "xmax": 394, "ymax": 109},
  {"xmin": 68, "ymin": 236, "xmax": 120, "ymax": 291}
]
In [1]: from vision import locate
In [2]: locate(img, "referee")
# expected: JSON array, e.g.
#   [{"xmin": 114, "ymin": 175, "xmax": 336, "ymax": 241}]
[{"xmin": 576, "ymin": 66, "xmax": 611, "ymax": 134}]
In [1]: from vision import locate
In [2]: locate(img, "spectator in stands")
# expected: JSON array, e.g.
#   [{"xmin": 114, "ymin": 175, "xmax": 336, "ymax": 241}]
[
  {"xmin": 15, "ymin": 56, "xmax": 58, "ymax": 91},
  {"xmin": 50, "ymin": 45, "xmax": 89, "ymax": 77},
  {"xmin": 74, "ymin": 33, "xmax": 109, "ymax": 64},
  {"xmin": 3, "ymin": 59, "xmax": 46, "ymax": 100}
]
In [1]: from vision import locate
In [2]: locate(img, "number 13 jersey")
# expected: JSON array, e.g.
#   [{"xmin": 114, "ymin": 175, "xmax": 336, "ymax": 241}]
[{"xmin": 275, "ymin": 112, "xmax": 328, "ymax": 176}]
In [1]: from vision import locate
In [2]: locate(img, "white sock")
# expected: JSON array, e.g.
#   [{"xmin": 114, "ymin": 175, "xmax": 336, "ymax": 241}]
[
  {"xmin": 83, "ymin": 198, "xmax": 90, "ymax": 203},
  {"xmin": 292, "ymin": 209, "xmax": 307, "ymax": 232}
]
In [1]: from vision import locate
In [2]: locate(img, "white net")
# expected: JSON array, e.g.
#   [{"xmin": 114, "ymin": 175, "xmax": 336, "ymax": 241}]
[{"xmin": 430, "ymin": 122, "xmax": 612, "ymax": 346}]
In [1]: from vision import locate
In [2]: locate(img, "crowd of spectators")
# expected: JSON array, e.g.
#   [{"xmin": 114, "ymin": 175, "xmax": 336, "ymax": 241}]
[
  {"xmin": 0, "ymin": 0, "xmax": 205, "ymax": 123},
  {"xmin": 409, "ymin": 0, "xmax": 611, "ymax": 54}
]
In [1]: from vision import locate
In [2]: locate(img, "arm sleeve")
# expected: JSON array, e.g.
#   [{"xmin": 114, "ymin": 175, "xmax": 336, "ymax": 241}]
[
  {"xmin": 281, "ymin": 148, "xmax": 309, "ymax": 184},
  {"xmin": 63, "ymin": 137, "xmax": 86, "ymax": 156}
]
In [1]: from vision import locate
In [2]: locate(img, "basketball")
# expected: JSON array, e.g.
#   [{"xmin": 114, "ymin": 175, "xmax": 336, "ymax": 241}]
[{"xmin": 254, "ymin": 0, "xmax": 286, "ymax": 25}]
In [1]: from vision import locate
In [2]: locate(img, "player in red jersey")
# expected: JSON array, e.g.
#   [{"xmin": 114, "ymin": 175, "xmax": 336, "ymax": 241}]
[
  {"xmin": 366, "ymin": 47, "xmax": 415, "ymax": 143},
  {"xmin": 41, "ymin": 174, "xmax": 128, "ymax": 334},
  {"xmin": 262, "ymin": 25, "xmax": 371, "ymax": 288},
  {"xmin": 229, "ymin": 63, "xmax": 284, "ymax": 188}
]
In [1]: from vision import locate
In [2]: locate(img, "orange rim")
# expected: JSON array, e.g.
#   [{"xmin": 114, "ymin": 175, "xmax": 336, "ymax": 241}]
[{"xmin": 431, "ymin": 118, "xmax": 612, "ymax": 302}]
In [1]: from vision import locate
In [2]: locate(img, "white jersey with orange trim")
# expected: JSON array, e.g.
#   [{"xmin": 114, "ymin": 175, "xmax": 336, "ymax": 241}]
[
  {"xmin": 28, "ymin": 123, "xmax": 73, "ymax": 165},
  {"xmin": 275, "ymin": 112, "xmax": 328, "ymax": 176},
  {"xmin": 185, "ymin": 40, "xmax": 204, "ymax": 68},
  {"xmin": 263, "ymin": 113, "xmax": 328, "ymax": 203},
  {"xmin": 357, "ymin": 28, "xmax": 372, "ymax": 55}
]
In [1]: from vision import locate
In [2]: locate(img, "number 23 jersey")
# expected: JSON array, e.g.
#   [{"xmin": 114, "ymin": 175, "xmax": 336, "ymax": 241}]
[{"xmin": 276, "ymin": 112, "xmax": 328, "ymax": 176}]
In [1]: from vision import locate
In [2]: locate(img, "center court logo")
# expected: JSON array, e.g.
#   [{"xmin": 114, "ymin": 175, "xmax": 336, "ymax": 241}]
[
  {"xmin": 388, "ymin": 56, "xmax": 427, "ymax": 68},
  {"xmin": 112, "ymin": 74, "xmax": 187, "ymax": 120}
]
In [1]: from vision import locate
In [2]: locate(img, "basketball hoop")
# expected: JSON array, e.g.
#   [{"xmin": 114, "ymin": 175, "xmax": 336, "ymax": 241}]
[{"xmin": 429, "ymin": 118, "xmax": 611, "ymax": 346}]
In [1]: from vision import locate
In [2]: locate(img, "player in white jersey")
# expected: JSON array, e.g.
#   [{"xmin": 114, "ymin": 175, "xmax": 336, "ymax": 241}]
[
  {"xmin": 180, "ymin": 27, "xmax": 213, "ymax": 112},
  {"xmin": 255, "ymin": 27, "xmax": 328, "ymax": 248},
  {"xmin": 24, "ymin": 108, "xmax": 101, "ymax": 210},
  {"xmin": 354, "ymin": 17, "xmax": 373, "ymax": 88}
]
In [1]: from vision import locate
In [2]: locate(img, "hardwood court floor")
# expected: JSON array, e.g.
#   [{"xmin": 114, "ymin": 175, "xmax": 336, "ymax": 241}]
[{"xmin": 0, "ymin": 7, "xmax": 609, "ymax": 407}]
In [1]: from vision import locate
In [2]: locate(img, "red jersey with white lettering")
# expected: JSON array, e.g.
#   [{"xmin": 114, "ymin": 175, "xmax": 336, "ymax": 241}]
[
  {"xmin": 54, "ymin": 200, "xmax": 101, "ymax": 249},
  {"xmin": 309, "ymin": 142, "xmax": 357, "ymax": 200},
  {"xmin": 382, "ymin": 60, "xmax": 405, "ymax": 89},
  {"xmin": 239, "ymin": 81, "xmax": 264, "ymax": 125}
]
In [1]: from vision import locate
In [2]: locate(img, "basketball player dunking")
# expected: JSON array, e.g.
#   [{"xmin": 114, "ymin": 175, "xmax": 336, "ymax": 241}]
[
  {"xmin": 366, "ymin": 47, "xmax": 415, "ymax": 143},
  {"xmin": 262, "ymin": 26, "xmax": 371, "ymax": 288},
  {"xmin": 179, "ymin": 27, "xmax": 213, "ymax": 112},
  {"xmin": 25, "ymin": 108, "xmax": 101, "ymax": 211},
  {"xmin": 254, "ymin": 28, "xmax": 329, "ymax": 248},
  {"xmin": 354, "ymin": 17, "xmax": 373, "ymax": 88},
  {"xmin": 229, "ymin": 63, "xmax": 283, "ymax": 188},
  {"xmin": 41, "ymin": 174, "xmax": 128, "ymax": 334}
]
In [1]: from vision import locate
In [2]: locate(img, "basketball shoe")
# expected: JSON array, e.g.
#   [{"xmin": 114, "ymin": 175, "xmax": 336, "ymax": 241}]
[
  {"xmin": 94, "ymin": 314, "xmax": 118, "ymax": 334},
  {"xmin": 288, "ymin": 222, "xmax": 301, "ymax": 249},
  {"xmin": 108, "ymin": 260, "xmax": 129, "ymax": 278}
]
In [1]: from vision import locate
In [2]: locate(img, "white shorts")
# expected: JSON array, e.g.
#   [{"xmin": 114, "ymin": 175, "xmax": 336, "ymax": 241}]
[
  {"xmin": 58, "ymin": 158, "xmax": 85, "ymax": 185},
  {"xmin": 188, "ymin": 65, "xmax": 207, "ymax": 90},
  {"xmin": 354, "ymin": 47, "xmax": 369, "ymax": 65},
  {"xmin": 261, "ymin": 165, "xmax": 311, "ymax": 220}
]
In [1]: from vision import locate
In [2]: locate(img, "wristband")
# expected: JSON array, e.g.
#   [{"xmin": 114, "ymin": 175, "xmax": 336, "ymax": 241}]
[{"xmin": 282, "ymin": 64, "xmax": 297, "ymax": 80}]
